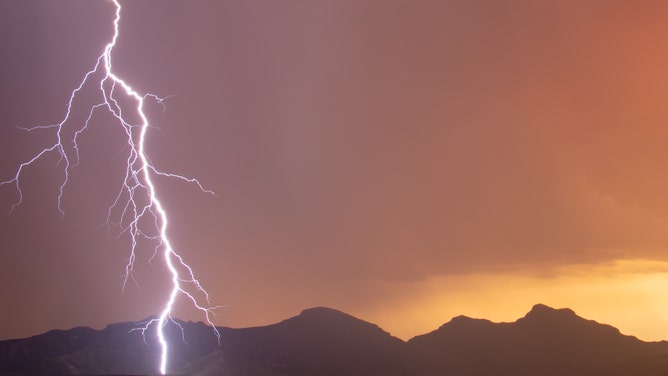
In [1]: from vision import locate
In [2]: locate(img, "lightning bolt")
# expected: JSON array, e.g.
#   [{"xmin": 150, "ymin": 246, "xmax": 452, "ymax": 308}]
[{"xmin": 1, "ymin": 1, "xmax": 220, "ymax": 374}]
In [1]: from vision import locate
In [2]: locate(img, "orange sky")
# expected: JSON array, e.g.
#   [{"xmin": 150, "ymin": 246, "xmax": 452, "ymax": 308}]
[
  {"xmin": 3, "ymin": 0, "xmax": 668, "ymax": 343},
  {"xmin": 353, "ymin": 259, "xmax": 668, "ymax": 341}
]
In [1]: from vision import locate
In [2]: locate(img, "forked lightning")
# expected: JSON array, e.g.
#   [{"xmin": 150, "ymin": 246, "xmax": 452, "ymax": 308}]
[{"xmin": 1, "ymin": 1, "xmax": 220, "ymax": 374}]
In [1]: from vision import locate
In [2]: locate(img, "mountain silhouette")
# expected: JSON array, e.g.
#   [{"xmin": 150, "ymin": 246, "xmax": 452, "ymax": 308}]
[
  {"xmin": 408, "ymin": 304, "xmax": 668, "ymax": 375},
  {"xmin": 2, "ymin": 304, "xmax": 668, "ymax": 375},
  {"xmin": 217, "ymin": 307, "xmax": 411, "ymax": 375}
]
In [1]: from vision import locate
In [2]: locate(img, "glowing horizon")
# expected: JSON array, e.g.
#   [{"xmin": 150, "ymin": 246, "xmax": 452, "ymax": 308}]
[{"xmin": 4, "ymin": 0, "xmax": 668, "ymax": 364}]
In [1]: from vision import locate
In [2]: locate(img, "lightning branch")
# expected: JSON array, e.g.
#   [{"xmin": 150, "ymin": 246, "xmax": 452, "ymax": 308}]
[{"xmin": 0, "ymin": 1, "xmax": 220, "ymax": 374}]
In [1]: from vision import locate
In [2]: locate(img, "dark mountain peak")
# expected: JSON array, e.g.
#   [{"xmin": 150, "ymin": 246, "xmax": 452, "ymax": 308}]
[
  {"xmin": 450, "ymin": 314, "xmax": 487, "ymax": 323},
  {"xmin": 298, "ymin": 306, "xmax": 355, "ymax": 321},
  {"xmin": 518, "ymin": 304, "xmax": 581, "ymax": 328},
  {"xmin": 277, "ymin": 307, "xmax": 400, "ymax": 344},
  {"xmin": 220, "ymin": 307, "xmax": 411, "ymax": 375},
  {"xmin": 408, "ymin": 314, "xmax": 502, "ymax": 348},
  {"xmin": 280, "ymin": 306, "xmax": 391, "ymax": 336},
  {"xmin": 451, "ymin": 314, "xmax": 473, "ymax": 321},
  {"xmin": 435, "ymin": 314, "xmax": 497, "ymax": 331},
  {"xmin": 407, "ymin": 304, "xmax": 668, "ymax": 376},
  {"xmin": 4, "ymin": 305, "xmax": 668, "ymax": 376},
  {"xmin": 517, "ymin": 304, "xmax": 627, "ymax": 337},
  {"xmin": 524, "ymin": 303, "xmax": 577, "ymax": 321},
  {"xmin": 513, "ymin": 303, "xmax": 644, "ymax": 353}
]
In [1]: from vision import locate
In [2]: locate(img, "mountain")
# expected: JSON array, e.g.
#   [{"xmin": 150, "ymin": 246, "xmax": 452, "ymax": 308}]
[
  {"xmin": 217, "ymin": 307, "xmax": 411, "ymax": 376},
  {"xmin": 2, "ymin": 304, "xmax": 668, "ymax": 375},
  {"xmin": 408, "ymin": 304, "xmax": 668, "ymax": 375},
  {"xmin": 0, "ymin": 319, "xmax": 220, "ymax": 375}
]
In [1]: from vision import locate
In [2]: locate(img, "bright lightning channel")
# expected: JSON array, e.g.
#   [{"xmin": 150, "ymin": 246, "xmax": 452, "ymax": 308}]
[{"xmin": 0, "ymin": 1, "xmax": 220, "ymax": 374}]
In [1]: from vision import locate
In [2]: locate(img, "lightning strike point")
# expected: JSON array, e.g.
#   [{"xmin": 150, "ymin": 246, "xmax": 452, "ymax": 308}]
[{"xmin": 2, "ymin": 1, "xmax": 220, "ymax": 374}]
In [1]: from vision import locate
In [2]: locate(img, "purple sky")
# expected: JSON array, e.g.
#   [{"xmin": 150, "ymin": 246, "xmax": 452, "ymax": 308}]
[{"xmin": 4, "ymin": 0, "xmax": 668, "ymax": 342}]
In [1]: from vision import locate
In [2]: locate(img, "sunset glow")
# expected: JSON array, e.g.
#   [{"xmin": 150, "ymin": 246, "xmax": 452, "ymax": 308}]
[
  {"xmin": 358, "ymin": 259, "xmax": 668, "ymax": 341},
  {"xmin": 3, "ymin": 1, "xmax": 668, "ymax": 348}
]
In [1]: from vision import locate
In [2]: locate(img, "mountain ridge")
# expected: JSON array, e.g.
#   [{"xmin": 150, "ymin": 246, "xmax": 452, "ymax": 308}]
[{"xmin": 2, "ymin": 303, "xmax": 668, "ymax": 375}]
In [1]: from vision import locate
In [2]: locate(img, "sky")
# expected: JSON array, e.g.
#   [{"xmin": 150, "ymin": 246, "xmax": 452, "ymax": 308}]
[{"xmin": 3, "ymin": 0, "xmax": 668, "ymax": 343}]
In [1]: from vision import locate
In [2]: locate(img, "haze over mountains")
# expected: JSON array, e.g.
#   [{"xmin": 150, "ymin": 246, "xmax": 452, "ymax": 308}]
[{"xmin": 2, "ymin": 304, "xmax": 668, "ymax": 375}]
